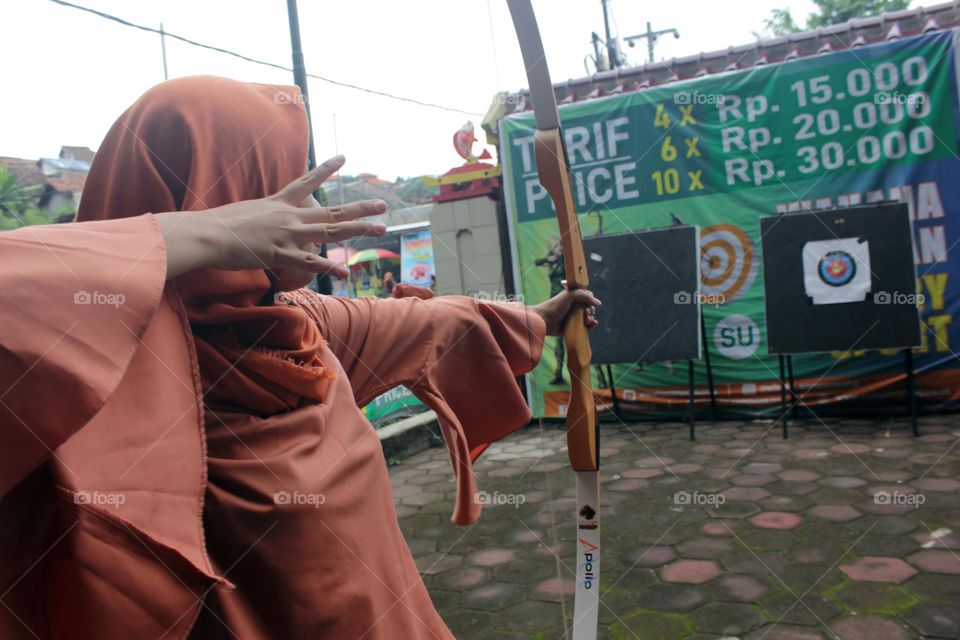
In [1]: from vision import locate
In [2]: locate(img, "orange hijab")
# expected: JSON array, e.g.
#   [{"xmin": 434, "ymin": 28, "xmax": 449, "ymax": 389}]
[{"xmin": 77, "ymin": 76, "xmax": 333, "ymax": 415}]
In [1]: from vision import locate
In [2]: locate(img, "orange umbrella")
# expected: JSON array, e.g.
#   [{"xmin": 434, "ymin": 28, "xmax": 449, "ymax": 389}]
[{"xmin": 347, "ymin": 248, "xmax": 399, "ymax": 265}]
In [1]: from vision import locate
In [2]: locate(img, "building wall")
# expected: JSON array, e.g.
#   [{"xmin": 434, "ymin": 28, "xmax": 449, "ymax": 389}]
[
  {"xmin": 429, "ymin": 196, "xmax": 507, "ymax": 298},
  {"xmin": 44, "ymin": 191, "xmax": 74, "ymax": 216}
]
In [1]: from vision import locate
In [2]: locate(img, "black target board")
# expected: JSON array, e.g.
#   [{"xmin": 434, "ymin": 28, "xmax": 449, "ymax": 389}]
[
  {"xmin": 584, "ymin": 226, "xmax": 701, "ymax": 365},
  {"xmin": 760, "ymin": 203, "xmax": 921, "ymax": 355}
]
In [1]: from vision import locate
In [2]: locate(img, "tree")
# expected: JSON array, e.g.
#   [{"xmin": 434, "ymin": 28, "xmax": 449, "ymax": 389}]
[
  {"xmin": 756, "ymin": 8, "xmax": 802, "ymax": 37},
  {"xmin": 758, "ymin": 0, "xmax": 911, "ymax": 38},
  {"xmin": 0, "ymin": 164, "xmax": 51, "ymax": 230},
  {"xmin": 807, "ymin": 0, "xmax": 910, "ymax": 28}
]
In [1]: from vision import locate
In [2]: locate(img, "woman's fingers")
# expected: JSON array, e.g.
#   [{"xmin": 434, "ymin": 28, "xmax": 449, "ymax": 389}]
[
  {"xmin": 275, "ymin": 248, "xmax": 350, "ymax": 278},
  {"xmin": 576, "ymin": 289, "xmax": 601, "ymax": 330},
  {"xmin": 565, "ymin": 287, "xmax": 602, "ymax": 309},
  {"xmin": 296, "ymin": 220, "xmax": 387, "ymax": 244},
  {"xmin": 274, "ymin": 155, "xmax": 346, "ymax": 205},
  {"xmin": 584, "ymin": 306, "xmax": 599, "ymax": 330},
  {"xmin": 300, "ymin": 199, "xmax": 387, "ymax": 224}
]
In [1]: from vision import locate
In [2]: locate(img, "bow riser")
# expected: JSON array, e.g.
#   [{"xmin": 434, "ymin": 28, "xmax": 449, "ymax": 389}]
[
  {"xmin": 563, "ymin": 315, "xmax": 598, "ymax": 471},
  {"xmin": 533, "ymin": 130, "xmax": 599, "ymax": 472}
]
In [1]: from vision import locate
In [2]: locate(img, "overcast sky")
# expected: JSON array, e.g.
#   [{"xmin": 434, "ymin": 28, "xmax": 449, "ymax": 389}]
[{"xmin": 0, "ymin": 0, "xmax": 941, "ymax": 179}]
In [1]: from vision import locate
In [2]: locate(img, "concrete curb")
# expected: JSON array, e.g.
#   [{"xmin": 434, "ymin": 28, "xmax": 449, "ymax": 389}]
[{"xmin": 378, "ymin": 410, "xmax": 441, "ymax": 461}]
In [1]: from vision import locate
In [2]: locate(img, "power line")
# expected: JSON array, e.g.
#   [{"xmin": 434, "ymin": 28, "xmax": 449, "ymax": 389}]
[
  {"xmin": 485, "ymin": 0, "xmax": 502, "ymax": 91},
  {"xmin": 46, "ymin": 0, "xmax": 483, "ymax": 117}
]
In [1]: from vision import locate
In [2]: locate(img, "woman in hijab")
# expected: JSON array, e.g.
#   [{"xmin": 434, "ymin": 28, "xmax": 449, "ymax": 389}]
[{"xmin": 0, "ymin": 76, "xmax": 598, "ymax": 639}]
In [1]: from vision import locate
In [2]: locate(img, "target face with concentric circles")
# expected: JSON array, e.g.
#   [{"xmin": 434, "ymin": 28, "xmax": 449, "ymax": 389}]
[
  {"xmin": 817, "ymin": 250, "xmax": 857, "ymax": 287},
  {"xmin": 700, "ymin": 223, "xmax": 758, "ymax": 303}
]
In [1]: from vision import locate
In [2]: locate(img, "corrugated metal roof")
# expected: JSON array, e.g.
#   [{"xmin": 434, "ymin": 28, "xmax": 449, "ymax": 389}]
[{"xmin": 39, "ymin": 157, "xmax": 91, "ymax": 172}]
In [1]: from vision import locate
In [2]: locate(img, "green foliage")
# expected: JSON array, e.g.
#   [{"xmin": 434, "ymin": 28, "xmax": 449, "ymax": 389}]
[
  {"xmin": 758, "ymin": 8, "xmax": 803, "ymax": 37},
  {"xmin": 808, "ymin": 0, "xmax": 911, "ymax": 28},
  {"xmin": 0, "ymin": 208, "xmax": 50, "ymax": 231},
  {"xmin": 0, "ymin": 164, "xmax": 40, "ymax": 216},
  {"xmin": 759, "ymin": 0, "xmax": 911, "ymax": 38},
  {"xmin": 0, "ymin": 164, "xmax": 52, "ymax": 230}
]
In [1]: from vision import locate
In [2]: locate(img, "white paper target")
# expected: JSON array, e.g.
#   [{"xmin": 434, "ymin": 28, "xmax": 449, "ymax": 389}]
[{"xmin": 802, "ymin": 237, "xmax": 872, "ymax": 305}]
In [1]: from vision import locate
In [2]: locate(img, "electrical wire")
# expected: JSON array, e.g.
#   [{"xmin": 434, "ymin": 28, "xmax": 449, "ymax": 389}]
[
  {"xmin": 485, "ymin": 0, "xmax": 502, "ymax": 92},
  {"xmin": 46, "ymin": 0, "xmax": 483, "ymax": 117}
]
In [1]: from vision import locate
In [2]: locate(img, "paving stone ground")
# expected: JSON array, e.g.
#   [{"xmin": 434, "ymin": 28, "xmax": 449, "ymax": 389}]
[{"xmin": 389, "ymin": 416, "xmax": 960, "ymax": 639}]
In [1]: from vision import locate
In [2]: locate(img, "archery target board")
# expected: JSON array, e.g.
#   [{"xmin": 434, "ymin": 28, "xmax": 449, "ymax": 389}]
[
  {"xmin": 584, "ymin": 226, "xmax": 701, "ymax": 365},
  {"xmin": 760, "ymin": 202, "xmax": 921, "ymax": 355}
]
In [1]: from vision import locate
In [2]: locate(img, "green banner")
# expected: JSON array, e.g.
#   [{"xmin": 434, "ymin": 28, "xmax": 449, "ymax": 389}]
[
  {"xmin": 363, "ymin": 386, "xmax": 422, "ymax": 426},
  {"xmin": 502, "ymin": 31, "xmax": 960, "ymax": 417}
]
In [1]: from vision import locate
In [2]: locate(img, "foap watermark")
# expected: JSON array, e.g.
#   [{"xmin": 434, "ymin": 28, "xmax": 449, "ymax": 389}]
[
  {"xmin": 74, "ymin": 490, "xmax": 126, "ymax": 509},
  {"xmin": 273, "ymin": 490, "xmax": 326, "ymax": 508},
  {"xmin": 874, "ymin": 490, "xmax": 925, "ymax": 507},
  {"xmin": 273, "ymin": 91, "xmax": 305, "ymax": 105},
  {"xmin": 473, "ymin": 291, "xmax": 525, "ymax": 303},
  {"xmin": 273, "ymin": 290, "xmax": 316, "ymax": 306},
  {"xmin": 74, "ymin": 291, "xmax": 125, "ymax": 308},
  {"xmin": 674, "ymin": 90, "xmax": 726, "ymax": 106},
  {"xmin": 673, "ymin": 291, "xmax": 725, "ymax": 306},
  {"xmin": 874, "ymin": 91, "xmax": 926, "ymax": 106},
  {"xmin": 674, "ymin": 490, "xmax": 725, "ymax": 507},
  {"xmin": 492, "ymin": 92, "xmax": 526, "ymax": 107},
  {"xmin": 475, "ymin": 491, "xmax": 526, "ymax": 508},
  {"xmin": 873, "ymin": 291, "xmax": 925, "ymax": 305}
]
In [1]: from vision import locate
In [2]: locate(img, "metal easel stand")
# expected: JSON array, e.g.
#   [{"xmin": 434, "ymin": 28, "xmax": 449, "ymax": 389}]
[
  {"xmin": 700, "ymin": 312, "xmax": 718, "ymax": 421},
  {"xmin": 604, "ymin": 362, "xmax": 695, "ymax": 440},
  {"xmin": 905, "ymin": 348, "xmax": 919, "ymax": 437},
  {"xmin": 778, "ymin": 355, "xmax": 790, "ymax": 439},
  {"xmin": 787, "ymin": 355, "xmax": 799, "ymax": 419},
  {"xmin": 606, "ymin": 364, "xmax": 622, "ymax": 420},
  {"xmin": 687, "ymin": 360, "xmax": 696, "ymax": 441}
]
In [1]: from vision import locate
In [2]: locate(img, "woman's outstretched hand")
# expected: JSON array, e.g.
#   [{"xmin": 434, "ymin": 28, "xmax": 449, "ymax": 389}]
[
  {"xmin": 531, "ymin": 287, "xmax": 601, "ymax": 337},
  {"xmin": 155, "ymin": 155, "xmax": 386, "ymax": 279}
]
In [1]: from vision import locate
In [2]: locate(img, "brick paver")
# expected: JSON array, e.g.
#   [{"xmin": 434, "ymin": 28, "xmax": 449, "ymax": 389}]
[{"xmin": 390, "ymin": 417, "xmax": 960, "ymax": 638}]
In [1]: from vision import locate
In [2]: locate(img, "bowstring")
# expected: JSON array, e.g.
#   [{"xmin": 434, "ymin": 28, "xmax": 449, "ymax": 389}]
[
  {"xmin": 521, "ymin": 294, "xmax": 571, "ymax": 639},
  {"xmin": 502, "ymin": 122, "xmax": 576, "ymax": 636},
  {"xmin": 537, "ymin": 412, "xmax": 571, "ymax": 640}
]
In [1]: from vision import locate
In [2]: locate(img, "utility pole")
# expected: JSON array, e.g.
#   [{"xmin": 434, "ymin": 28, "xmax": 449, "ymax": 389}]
[
  {"xmin": 600, "ymin": 0, "xmax": 619, "ymax": 69},
  {"xmin": 645, "ymin": 22, "xmax": 655, "ymax": 64},
  {"xmin": 159, "ymin": 23, "xmax": 168, "ymax": 80},
  {"xmin": 286, "ymin": 0, "xmax": 331, "ymax": 294},
  {"xmin": 624, "ymin": 22, "xmax": 680, "ymax": 64},
  {"xmin": 590, "ymin": 32, "xmax": 605, "ymax": 72},
  {"xmin": 286, "ymin": 0, "xmax": 316, "ymax": 171}
]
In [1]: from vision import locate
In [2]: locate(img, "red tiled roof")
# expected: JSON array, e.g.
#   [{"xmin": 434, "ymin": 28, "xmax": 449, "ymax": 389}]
[
  {"xmin": 46, "ymin": 176, "xmax": 85, "ymax": 193},
  {"xmin": 1, "ymin": 157, "xmax": 87, "ymax": 196},
  {"xmin": 0, "ymin": 157, "xmax": 45, "ymax": 187},
  {"xmin": 500, "ymin": 1, "xmax": 959, "ymax": 113}
]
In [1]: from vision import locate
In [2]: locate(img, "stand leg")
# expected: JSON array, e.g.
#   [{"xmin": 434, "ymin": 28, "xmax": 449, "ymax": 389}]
[
  {"xmin": 905, "ymin": 349, "xmax": 918, "ymax": 437},
  {"xmin": 700, "ymin": 312, "xmax": 718, "ymax": 421},
  {"xmin": 787, "ymin": 355, "xmax": 798, "ymax": 419},
  {"xmin": 607, "ymin": 364, "xmax": 621, "ymax": 419},
  {"xmin": 779, "ymin": 355, "xmax": 789, "ymax": 439},
  {"xmin": 688, "ymin": 360, "xmax": 696, "ymax": 441}
]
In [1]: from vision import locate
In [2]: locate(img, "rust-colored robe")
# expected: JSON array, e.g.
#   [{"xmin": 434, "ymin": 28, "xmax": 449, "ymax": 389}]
[
  {"xmin": 0, "ymin": 214, "xmax": 545, "ymax": 638},
  {"xmin": 0, "ymin": 80, "xmax": 546, "ymax": 638}
]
